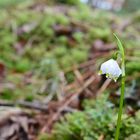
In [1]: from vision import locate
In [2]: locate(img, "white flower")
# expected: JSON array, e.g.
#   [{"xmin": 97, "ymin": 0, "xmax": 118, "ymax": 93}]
[{"xmin": 99, "ymin": 59, "xmax": 122, "ymax": 82}]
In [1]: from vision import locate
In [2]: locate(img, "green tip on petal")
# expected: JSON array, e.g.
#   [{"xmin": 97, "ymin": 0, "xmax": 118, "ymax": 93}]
[
  {"xmin": 106, "ymin": 73, "xmax": 109, "ymax": 78},
  {"xmin": 98, "ymin": 70, "xmax": 102, "ymax": 75},
  {"xmin": 113, "ymin": 77, "xmax": 118, "ymax": 82}
]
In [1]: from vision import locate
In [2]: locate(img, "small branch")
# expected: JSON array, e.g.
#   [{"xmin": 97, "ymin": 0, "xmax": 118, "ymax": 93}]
[
  {"xmin": 0, "ymin": 100, "xmax": 48, "ymax": 112},
  {"xmin": 74, "ymin": 70, "xmax": 93, "ymax": 96},
  {"xmin": 97, "ymin": 79, "xmax": 111, "ymax": 95},
  {"xmin": 41, "ymin": 75, "xmax": 95, "ymax": 133}
]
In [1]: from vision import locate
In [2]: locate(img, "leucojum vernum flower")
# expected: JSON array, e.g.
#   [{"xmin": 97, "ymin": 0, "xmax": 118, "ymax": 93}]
[
  {"xmin": 99, "ymin": 34, "xmax": 125, "ymax": 140},
  {"xmin": 99, "ymin": 59, "xmax": 122, "ymax": 82}
]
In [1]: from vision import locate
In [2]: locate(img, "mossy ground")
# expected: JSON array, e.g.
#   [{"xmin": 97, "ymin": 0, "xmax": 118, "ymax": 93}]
[{"xmin": 0, "ymin": 1, "xmax": 140, "ymax": 139}]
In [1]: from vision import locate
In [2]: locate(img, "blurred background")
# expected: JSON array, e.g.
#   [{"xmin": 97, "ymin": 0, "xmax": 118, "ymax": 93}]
[{"xmin": 0, "ymin": 0, "xmax": 140, "ymax": 140}]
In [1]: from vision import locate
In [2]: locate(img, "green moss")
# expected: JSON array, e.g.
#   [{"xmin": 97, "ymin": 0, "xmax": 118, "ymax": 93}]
[
  {"xmin": 89, "ymin": 28, "xmax": 111, "ymax": 41},
  {"xmin": 0, "ymin": 89, "xmax": 14, "ymax": 100},
  {"xmin": 73, "ymin": 32, "xmax": 84, "ymax": 43},
  {"xmin": 56, "ymin": 36, "xmax": 68, "ymax": 45},
  {"xmin": 54, "ymin": 14, "xmax": 69, "ymax": 25},
  {"xmin": 53, "ymin": 46, "xmax": 67, "ymax": 57},
  {"xmin": 126, "ymin": 62, "xmax": 140, "ymax": 74},
  {"xmin": 15, "ymin": 58, "xmax": 31, "ymax": 72},
  {"xmin": 65, "ymin": 72, "xmax": 75, "ymax": 83},
  {"xmin": 39, "ymin": 57, "xmax": 59, "ymax": 78},
  {"xmin": 55, "ymin": 0, "xmax": 80, "ymax": 5},
  {"xmin": 0, "ymin": 0, "xmax": 25, "ymax": 8},
  {"xmin": 25, "ymin": 94, "xmax": 34, "ymax": 102},
  {"xmin": 0, "ymin": 0, "xmax": 140, "ymax": 103},
  {"xmin": 45, "ymin": 95, "xmax": 140, "ymax": 140},
  {"xmin": 71, "ymin": 49, "xmax": 87, "ymax": 63},
  {"xmin": 59, "ymin": 55, "xmax": 74, "ymax": 69},
  {"xmin": 38, "ymin": 133, "xmax": 49, "ymax": 140}
]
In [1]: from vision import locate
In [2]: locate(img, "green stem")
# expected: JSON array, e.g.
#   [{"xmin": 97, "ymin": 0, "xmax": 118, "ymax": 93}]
[
  {"xmin": 115, "ymin": 76, "xmax": 125, "ymax": 140},
  {"xmin": 114, "ymin": 33, "xmax": 125, "ymax": 140}
]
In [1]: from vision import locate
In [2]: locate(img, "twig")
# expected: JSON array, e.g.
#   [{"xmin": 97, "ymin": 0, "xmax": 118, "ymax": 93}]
[
  {"xmin": 97, "ymin": 79, "xmax": 112, "ymax": 95},
  {"xmin": 0, "ymin": 100, "xmax": 48, "ymax": 112},
  {"xmin": 65, "ymin": 70, "xmax": 94, "ymax": 92},
  {"xmin": 74, "ymin": 70, "xmax": 93, "ymax": 96},
  {"xmin": 41, "ymin": 75, "xmax": 96, "ymax": 133},
  {"xmin": 98, "ymin": 135, "xmax": 104, "ymax": 140}
]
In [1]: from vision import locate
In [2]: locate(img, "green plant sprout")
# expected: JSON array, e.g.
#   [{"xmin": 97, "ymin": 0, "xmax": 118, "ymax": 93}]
[{"xmin": 99, "ymin": 33, "xmax": 125, "ymax": 140}]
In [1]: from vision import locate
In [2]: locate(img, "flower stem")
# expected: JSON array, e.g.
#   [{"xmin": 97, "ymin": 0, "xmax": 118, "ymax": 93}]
[
  {"xmin": 114, "ymin": 34, "xmax": 125, "ymax": 140},
  {"xmin": 115, "ymin": 76, "xmax": 125, "ymax": 140}
]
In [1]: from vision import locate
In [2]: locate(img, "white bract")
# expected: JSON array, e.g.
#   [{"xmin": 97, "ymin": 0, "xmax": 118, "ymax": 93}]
[{"xmin": 99, "ymin": 59, "xmax": 122, "ymax": 82}]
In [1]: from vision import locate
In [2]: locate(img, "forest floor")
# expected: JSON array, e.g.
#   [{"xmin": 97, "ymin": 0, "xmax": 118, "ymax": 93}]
[{"xmin": 0, "ymin": 1, "xmax": 140, "ymax": 140}]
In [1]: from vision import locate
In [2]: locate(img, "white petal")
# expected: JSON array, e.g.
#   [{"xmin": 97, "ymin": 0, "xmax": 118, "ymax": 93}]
[{"xmin": 100, "ymin": 59, "xmax": 122, "ymax": 81}]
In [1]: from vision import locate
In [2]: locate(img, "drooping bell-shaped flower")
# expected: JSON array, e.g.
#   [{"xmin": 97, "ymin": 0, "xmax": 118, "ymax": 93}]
[{"xmin": 99, "ymin": 59, "xmax": 122, "ymax": 82}]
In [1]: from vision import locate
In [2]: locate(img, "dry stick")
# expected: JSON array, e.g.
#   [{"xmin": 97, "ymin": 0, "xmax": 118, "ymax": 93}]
[
  {"xmin": 41, "ymin": 75, "xmax": 96, "ymax": 133},
  {"xmin": 74, "ymin": 70, "xmax": 93, "ymax": 95},
  {"xmin": 97, "ymin": 79, "xmax": 112, "ymax": 95},
  {"xmin": 98, "ymin": 135, "xmax": 104, "ymax": 140},
  {"xmin": 0, "ymin": 100, "xmax": 48, "ymax": 112},
  {"xmin": 65, "ymin": 70, "xmax": 94, "ymax": 92},
  {"xmin": 57, "ymin": 71, "xmax": 67, "ymax": 101}
]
